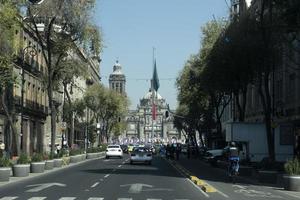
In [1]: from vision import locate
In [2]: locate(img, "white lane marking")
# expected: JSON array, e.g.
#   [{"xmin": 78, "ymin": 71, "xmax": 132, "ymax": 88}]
[
  {"xmin": 100, "ymin": 178, "xmax": 104, "ymax": 181},
  {"xmin": 216, "ymin": 190, "xmax": 229, "ymax": 198},
  {"xmin": 186, "ymin": 178, "xmax": 209, "ymax": 198},
  {"xmin": 118, "ymin": 165, "xmax": 122, "ymax": 168},
  {"xmin": 117, "ymin": 198, "xmax": 133, "ymax": 200},
  {"xmin": 91, "ymin": 182, "xmax": 100, "ymax": 188},
  {"xmin": 147, "ymin": 199, "xmax": 162, "ymax": 200},
  {"xmin": 88, "ymin": 198, "xmax": 104, "ymax": 200},
  {"xmin": 233, "ymin": 184, "xmax": 247, "ymax": 189},
  {"xmin": 0, "ymin": 198, "xmax": 18, "ymax": 200},
  {"xmin": 58, "ymin": 198, "xmax": 76, "ymax": 200},
  {"xmin": 104, "ymin": 174, "xmax": 110, "ymax": 178},
  {"xmin": 28, "ymin": 198, "xmax": 46, "ymax": 200}
]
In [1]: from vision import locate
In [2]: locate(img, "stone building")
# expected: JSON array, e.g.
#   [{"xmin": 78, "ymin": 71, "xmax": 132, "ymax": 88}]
[
  {"xmin": 121, "ymin": 85, "xmax": 181, "ymax": 144},
  {"xmin": 109, "ymin": 60, "xmax": 126, "ymax": 95}
]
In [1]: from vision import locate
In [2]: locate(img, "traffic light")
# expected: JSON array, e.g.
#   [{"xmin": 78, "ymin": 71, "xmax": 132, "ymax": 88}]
[{"xmin": 165, "ymin": 110, "xmax": 169, "ymax": 118}]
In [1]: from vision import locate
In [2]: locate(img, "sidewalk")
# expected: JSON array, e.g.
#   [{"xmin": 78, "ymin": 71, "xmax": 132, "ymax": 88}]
[{"xmin": 0, "ymin": 154, "xmax": 105, "ymax": 188}]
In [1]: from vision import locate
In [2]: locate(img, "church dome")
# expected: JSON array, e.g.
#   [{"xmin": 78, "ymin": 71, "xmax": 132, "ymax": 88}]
[
  {"xmin": 112, "ymin": 60, "xmax": 124, "ymax": 75},
  {"xmin": 143, "ymin": 89, "xmax": 163, "ymax": 100}
]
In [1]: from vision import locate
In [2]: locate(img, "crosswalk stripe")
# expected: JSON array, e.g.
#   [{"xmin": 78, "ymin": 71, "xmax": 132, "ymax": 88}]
[
  {"xmin": 117, "ymin": 198, "xmax": 133, "ymax": 200},
  {"xmin": 0, "ymin": 197, "xmax": 18, "ymax": 200},
  {"xmin": 28, "ymin": 198, "xmax": 46, "ymax": 200},
  {"xmin": 58, "ymin": 198, "xmax": 76, "ymax": 200},
  {"xmin": 147, "ymin": 199, "xmax": 162, "ymax": 200},
  {"xmin": 88, "ymin": 198, "xmax": 104, "ymax": 200}
]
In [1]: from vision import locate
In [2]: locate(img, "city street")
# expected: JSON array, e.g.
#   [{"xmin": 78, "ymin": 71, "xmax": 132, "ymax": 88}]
[{"xmin": 1, "ymin": 155, "xmax": 300, "ymax": 200}]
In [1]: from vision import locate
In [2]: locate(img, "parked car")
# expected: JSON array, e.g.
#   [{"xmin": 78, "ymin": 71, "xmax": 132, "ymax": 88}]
[
  {"xmin": 105, "ymin": 145, "xmax": 123, "ymax": 159},
  {"xmin": 130, "ymin": 147, "xmax": 152, "ymax": 165},
  {"xmin": 204, "ymin": 149, "xmax": 224, "ymax": 166}
]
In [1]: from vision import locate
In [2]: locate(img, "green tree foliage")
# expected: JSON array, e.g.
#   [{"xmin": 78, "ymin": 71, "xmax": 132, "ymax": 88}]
[
  {"xmin": 25, "ymin": 0, "xmax": 102, "ymax": 154},
  {"xmin": 0, "ymin": 0, "xmax": 18, "ymax": 92},
  {"xmin": 84, "ymin": 84, "xmax": 129, "ymax": 143},
  {"xmin": 0, "ymin": 0, "xmax": 20, "ymax": 156}
]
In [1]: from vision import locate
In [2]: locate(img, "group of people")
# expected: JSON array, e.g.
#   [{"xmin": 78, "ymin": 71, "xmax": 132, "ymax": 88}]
[{"xmin": 165, "ymin": 143, "xmax": 181, "ymax": 160}]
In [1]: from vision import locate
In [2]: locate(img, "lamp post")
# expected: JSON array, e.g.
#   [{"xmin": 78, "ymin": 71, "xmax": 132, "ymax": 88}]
[{"xmin": 20, "ymin": 46, "xmax": 37, "ymax": 152}]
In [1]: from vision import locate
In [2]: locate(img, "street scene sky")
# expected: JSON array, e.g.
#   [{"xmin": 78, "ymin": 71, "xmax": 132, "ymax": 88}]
[{"xmin": 94, "ymin": 0, "xmax": 229, "ymax": 109}]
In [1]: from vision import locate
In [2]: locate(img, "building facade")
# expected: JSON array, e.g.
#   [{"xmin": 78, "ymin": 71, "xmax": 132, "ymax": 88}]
[
  {"xmin": 109, "ymin": 60, "xmax": 126, "ymax": 96},
  {"xmin": 121, "ymin": 86, "xmax": 181, "ymax": 144}
]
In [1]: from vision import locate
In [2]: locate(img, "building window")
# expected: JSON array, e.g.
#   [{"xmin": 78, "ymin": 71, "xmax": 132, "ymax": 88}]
[{"xmin": 32, "ymin": 84, "xmax": 36, "ymax": 102}]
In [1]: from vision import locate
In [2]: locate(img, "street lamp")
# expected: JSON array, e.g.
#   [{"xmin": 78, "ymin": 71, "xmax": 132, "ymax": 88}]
[{"xmin": 20, "ymin": 46, "xmax": 37, "ymax": 151}]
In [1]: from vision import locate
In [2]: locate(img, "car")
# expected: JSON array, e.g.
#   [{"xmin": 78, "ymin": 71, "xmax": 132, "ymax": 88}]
[
  {"xmin": 127, "ymin": 144, "xmax": 135, "ymax": 153},
  {"xmin": 105, "ymin": 145, "xmax": 123, "ymax": 159},
  {"xmin": 130, "ymin": 147, "xmax": 152, "ymax": 165},
  {"xmin": 120, "ymin": 144, "xmax": 128, "ymax": 153},
  {"xmin": 204, "ymin": 149, "xmax": 224, "ymax": 166}
]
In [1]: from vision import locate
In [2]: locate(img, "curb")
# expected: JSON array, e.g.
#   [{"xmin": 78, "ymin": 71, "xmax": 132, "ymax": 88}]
[
  {"xmin": 164, "ymin": 157, "xmax": 217, "ymax": 194},
  {"xmin": 0, "ymin": 154, "xmax": 106, "ymax": 188}
]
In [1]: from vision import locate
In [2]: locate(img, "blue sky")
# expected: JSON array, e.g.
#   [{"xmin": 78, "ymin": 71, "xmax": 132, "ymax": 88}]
[{"xmin": 93, "ymin": 0, "xmax": 229, "ymax": 110}]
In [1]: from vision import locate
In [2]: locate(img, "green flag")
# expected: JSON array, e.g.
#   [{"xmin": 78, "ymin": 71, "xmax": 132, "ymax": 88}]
[{"xmin": 152, "ymin": 60, "xmax": 160, "ymax": 91}]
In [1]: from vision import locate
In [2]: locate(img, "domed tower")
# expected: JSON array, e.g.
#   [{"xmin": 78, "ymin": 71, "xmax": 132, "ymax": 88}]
[{"xmin": 109, "ymin": 60, "xmax": 126, "ymax": 95}]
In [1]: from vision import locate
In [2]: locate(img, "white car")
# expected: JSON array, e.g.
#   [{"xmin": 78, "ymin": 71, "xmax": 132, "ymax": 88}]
[
  {"xmin": 130, "ymin": 147, "xmax": 152, "ymax": 165},
  {"xmin": 105, "ymin": 145, "xmax": 123, "ymax": 159}
]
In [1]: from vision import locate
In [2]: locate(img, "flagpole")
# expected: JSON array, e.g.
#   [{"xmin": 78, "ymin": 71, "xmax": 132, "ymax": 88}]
[{"xmin": 151, "ymin": 47, "xmax": 155, "ymax": 143}]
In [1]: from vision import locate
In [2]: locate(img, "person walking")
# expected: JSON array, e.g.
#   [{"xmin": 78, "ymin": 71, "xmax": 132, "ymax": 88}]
[{"xmin": 175, "ymin": 143, "xmax": 181, "ymax": 160}]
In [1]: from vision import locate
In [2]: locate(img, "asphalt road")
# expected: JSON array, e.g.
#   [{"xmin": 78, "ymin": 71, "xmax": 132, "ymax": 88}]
[
  {"xmin": 0, "ymin": 155, "xmax": 206, "ymax": 200},
  {"xmin": 1, "ymin": 154, "xmax": 300, "ymax": 200}
]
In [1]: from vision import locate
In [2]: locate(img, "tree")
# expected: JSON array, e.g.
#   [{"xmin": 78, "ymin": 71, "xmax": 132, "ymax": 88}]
[
  {"xmin": 58, "ymin": 55, "xmax": 89, "ymax": 147},
  {"xmin": 0, "ymin": 0, "xmax": 20, "ymax": 156},
  {"xmin": 198, "ymin": 19, "xmax": 231, "ymax": 136},
  {"xmin": 84, "ymin": 84, "xmax": 129, "ymax": 144},
  {"xmin": 24, "ymin": 0, "xmax": 101, "ymax": 154},
  {"xmin": 176, "ymin": 55, "xmax": 213, "ymax": 148}
]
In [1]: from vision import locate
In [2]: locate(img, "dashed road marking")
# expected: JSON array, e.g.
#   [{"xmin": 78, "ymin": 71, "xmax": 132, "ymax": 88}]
[
  {"xmin": 91, "ymin": 182, "xmax": 99, "ymax": 188},
  {"xmin": 27, "ymin": 198, "xmax": 46, "ymax": 200},
  {"xmin": 104, "ymin": 174, "xmax": 110, "ymax": 178},
  {"xmin": 58, "ymin": 198, "xmax": 76, "ymax": 200},
  {"xmin": 118, "ymin": 165, "xmax": 122, "ymax": 168},
  {"xmin": 117, "ymin": 198, "xmax": 132, "ymax": 200},
  {"xmin": 0, "ymin": 198, "xmax": 18, "ymax": 200},
  {"xmin": 88, "ymin": 198, "xmax": 104, "ymax": 200}
]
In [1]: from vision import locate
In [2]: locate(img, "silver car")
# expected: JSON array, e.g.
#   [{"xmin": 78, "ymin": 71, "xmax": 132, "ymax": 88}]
[{"xmin": 130, "ymin": 147, "xmax": 152, "ymax": 165}]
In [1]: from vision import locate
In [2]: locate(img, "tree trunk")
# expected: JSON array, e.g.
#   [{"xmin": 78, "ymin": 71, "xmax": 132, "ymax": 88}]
[
  {"xmin": 63, "ymin": 83, "xmax": 74, "ymax": 147},
  {"xmin": 235, "ymin": 88, "xmax": 247, "ymax": 122},
  {"xmin": 258, "ymin": 73, "xmax": 275, "ymax": 162},
  {"xmin": 48, "ymin": 83, "xmax": 57, "ymax": 155},
  {"xmin": 1, "ymin": 88, "xmax": 19, "ymax": 156}
]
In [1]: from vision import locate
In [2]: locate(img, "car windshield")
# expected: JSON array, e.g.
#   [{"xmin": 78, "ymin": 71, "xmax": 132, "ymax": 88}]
[
  {"xmin": 133, "ymin": 147, "xmax": 148, "ymax": 153},
  {"xmin": 107, "ymin": 145, "xmax": 120, "ymax": 148}
]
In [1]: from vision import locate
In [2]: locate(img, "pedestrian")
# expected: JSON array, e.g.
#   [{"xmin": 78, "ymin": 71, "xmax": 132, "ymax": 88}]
[
  {"xmin": 170, "ymin": 144, "xmax": 175, "ymax": 159},
  {"xmin": 187, "ymin": 144, "xmax": 190, "ymax": 159},
  {"xmin": 166, "ymin": 144, "xmax": 171, "ymax": 159},
  {"xmin": 175, "ymin": 143, "xmax": 181, "ymax": 160}
]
